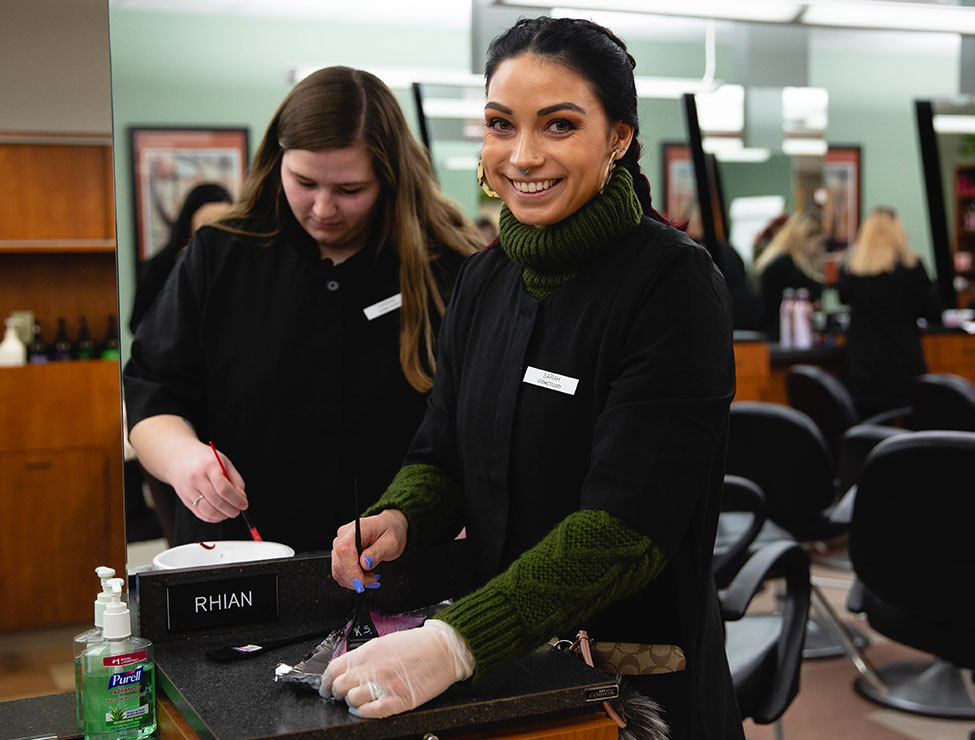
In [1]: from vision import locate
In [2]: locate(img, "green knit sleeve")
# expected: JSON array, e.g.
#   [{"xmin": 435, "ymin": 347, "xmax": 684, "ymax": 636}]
[
  {"xmin": 435, "ymin": 508, "xmax": 669, "ymax": 677},
  {"xmin": 362, "ymin": 464, "xmax": 464, "ymax": 551}
]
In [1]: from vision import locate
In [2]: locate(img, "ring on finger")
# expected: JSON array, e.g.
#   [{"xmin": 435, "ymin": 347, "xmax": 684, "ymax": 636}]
[
  {"xmin": 190, "ymin": 494, "xmax": 205, "ymax": 507},
  {"xmin": 366, "ymin": 680, "xmax": 385, "ymax": 701}
]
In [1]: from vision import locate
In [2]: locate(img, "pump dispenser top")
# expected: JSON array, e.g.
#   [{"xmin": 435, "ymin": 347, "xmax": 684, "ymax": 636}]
[
  {"xmin": 102, "ymin": 578, "xmax": 131, "ymax": 640},
  {"xmin": 93, "ymin": 567, "xmax": 115, "ymax": 627}
]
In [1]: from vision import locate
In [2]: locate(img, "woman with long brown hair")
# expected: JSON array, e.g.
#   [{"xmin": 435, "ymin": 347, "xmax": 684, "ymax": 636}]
[{"xmin": 124, "ymin": 67, "xmax": 482, "ymax": 551}]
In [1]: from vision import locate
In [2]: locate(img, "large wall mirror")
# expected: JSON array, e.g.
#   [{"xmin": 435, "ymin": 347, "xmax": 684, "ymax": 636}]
[{"xmin": 105, "ymin": 3, "xmax": 966, "ymax": 570}]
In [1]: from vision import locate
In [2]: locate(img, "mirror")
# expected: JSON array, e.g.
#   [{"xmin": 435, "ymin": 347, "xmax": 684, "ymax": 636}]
[
  {"xmin": 106, "ymin": 6, "xmax": 966, "ymax": 567},
  {"xmin": 0, "ymin": 0, "xmax": 121, "ymax": 701},
  {"xmin": 916, "ymin": 96, "xmax": 975, "ymax": 310}
]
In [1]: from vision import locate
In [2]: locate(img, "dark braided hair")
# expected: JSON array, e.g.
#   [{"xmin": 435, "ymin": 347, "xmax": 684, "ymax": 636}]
[{"xmin": 485, "ymin": 16, "xmax": 670, "ymax": 225}]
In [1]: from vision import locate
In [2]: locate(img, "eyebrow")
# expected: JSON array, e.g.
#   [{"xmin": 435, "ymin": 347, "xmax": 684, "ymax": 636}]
[{"xmin": 484, "ymin": 101, "xmax": 587, "ymax": 116}]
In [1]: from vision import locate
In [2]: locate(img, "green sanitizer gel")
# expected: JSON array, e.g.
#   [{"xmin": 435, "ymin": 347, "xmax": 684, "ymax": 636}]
[
  {"xmin": 74, "ymin": 566, "xmax": 116, "ymax": 729},
  {"xmin": 82, "ymin": 578, "xmax": 156, "ymax": 740}
]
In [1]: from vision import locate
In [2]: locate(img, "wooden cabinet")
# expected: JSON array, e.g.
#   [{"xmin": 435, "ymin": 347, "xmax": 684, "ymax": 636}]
[
  {"xmin": 0, "ymin": 132, "xmax": 118, "ymax": 344},
  {"xmin": 0, "ymin": 131, "xmax": 125, "ymax": 631},
  {"xmin": 0, "ymin": 361, "xmax": 125, "ymax": 630}
]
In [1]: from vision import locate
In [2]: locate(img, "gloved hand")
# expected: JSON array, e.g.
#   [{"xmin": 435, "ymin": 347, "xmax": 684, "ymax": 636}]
[{"xmin": 320, "ymin": 619, "xmax": 475, "ymax": 718}]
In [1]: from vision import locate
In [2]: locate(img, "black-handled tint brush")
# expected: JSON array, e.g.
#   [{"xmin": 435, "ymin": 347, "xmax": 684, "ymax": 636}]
[{"xmin": 345, "ymin": 479, "xmax": 378, "ymax": 652}]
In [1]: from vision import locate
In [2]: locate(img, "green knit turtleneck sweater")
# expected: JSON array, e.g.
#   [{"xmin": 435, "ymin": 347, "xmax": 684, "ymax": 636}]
[
  {"xmin": 500, "ymin": 166, "xmax": 643, "ymax": 299},
  {"xmin": 362, "ymin": 174, "xmax": 672, "ymax": 677}
]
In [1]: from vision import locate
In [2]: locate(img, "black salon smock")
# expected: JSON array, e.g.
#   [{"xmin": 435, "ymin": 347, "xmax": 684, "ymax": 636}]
[
  {"xmin": 838, "ymin": 262, "xmax": 942, "ymax": 416},
  {"xmin": 407, "ymin": 217, "xmax": 741, "ymax": 738},
  {"xmin": 124, "ymin": 221, "xmax": 462, "ymax": 552}
]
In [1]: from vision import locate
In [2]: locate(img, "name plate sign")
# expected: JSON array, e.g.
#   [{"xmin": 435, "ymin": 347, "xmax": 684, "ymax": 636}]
[{"xmin": 166, "ymin": 573, "xmax": 279, "ymax": 632}]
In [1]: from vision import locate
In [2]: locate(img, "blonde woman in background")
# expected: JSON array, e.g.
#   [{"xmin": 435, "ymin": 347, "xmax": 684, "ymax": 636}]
[
  {"xmin": 839, "ymin": 207, "xmax": 941, "ymax": 416},
  {"xmin": 754, "ymin": 210, "xmax": 825, "ymax": 341}
]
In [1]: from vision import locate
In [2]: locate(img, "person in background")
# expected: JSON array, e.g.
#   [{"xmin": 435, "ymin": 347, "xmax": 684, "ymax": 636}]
[
  {"xmin": 839, "ymin": 207, "xmax": 942, "ymax": 417},
  {"xmin": 129, "ymin": 182, "xmax": 232, "ymax": 332},
  {"xmin": 324, "ymin": 17, "xmax": 742, "ymax": 739},
  {"xmin": 474, "ymin": 215, "xmax": 498, "ymax": 245},
  {"xmin": 751, "ymin": 212, "xmax": 788, "ymax": 266},
  {"xmin": 124, "ymin": 67, "xmax": 482, "ymax": 551},
  {"xmin": 754, "ymin": 209, "xmax": 825, "ymax": 341}
]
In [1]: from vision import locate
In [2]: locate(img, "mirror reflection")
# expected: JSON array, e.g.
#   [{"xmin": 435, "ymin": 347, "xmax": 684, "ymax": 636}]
[{"xmin": 104, "ymin": 5, "xmax": 967, "ymax": 572}]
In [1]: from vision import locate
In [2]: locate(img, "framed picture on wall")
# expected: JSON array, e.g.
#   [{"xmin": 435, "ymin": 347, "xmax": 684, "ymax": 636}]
[
  {"xmin": 129, "ymin": 126, "xmax": 249, "ymax": 261},
  {"xmin": 823, "ymin": 145, "xmax": 861, "ymax": 249},
  {"xmin": 661, "ymin": 142, "xmax": 697, "ymax": 225}
]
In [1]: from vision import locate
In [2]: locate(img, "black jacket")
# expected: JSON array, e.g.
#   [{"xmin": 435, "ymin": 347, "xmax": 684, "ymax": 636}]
[
  {"xmin": 838, "ymin": 262, "xmax": 942, "ymax": 415},
  {"xmin": 124, "ymin": 220, "xmax": 463, "ymax": 552},
  {"xmin": 407, "ymin": 216, "xmax": 741, "ymax": 739}
]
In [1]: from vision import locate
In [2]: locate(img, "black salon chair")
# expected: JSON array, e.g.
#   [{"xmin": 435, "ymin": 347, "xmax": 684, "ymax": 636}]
[
  {"xmin": 722, "ymin": 540, "xmax": 810, "ymax": 735},
  {"xmin": 911, "ymin": 373, "xmax": 975, "ymax": 432},
  {"xmin": 725, "ymin": 402, "xmax": 868, "ymax": 659},
  {"xmin": 847, "ymin": 430, "xmax": 975, "ymax": 718},
  {"xmin": 786, "ymin": 364, "xmax": 860, "ymax": 464}
]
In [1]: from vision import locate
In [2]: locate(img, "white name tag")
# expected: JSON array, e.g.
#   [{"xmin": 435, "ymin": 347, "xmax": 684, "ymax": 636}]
[
  {"xmin": 523, "ymin": 366, "xmax": 579, "ymax": 396},
  {"xmin": 363, "ymin": 293, "xmax": 402, "ymax": 321}
]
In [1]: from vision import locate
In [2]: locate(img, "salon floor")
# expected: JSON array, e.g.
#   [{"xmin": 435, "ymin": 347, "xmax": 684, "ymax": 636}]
[{"xmin": 2, "ymin": 543, "xmax": 973, "ymax": 740}]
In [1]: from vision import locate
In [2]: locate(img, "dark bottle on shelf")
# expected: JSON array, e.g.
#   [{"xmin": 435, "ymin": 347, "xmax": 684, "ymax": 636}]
[
  {"xmin": 27, "ymin": 322, "xmax": 49, "ymax": 364},
  {"xmin": 75, "ymin": 315, "xmax": 96, "ymax": 360},
  {"xmin": 100, "ymin": 315, "xmax": 120, "ymax": 360},
  {"xmin": 52, "ymin": 318, "xmax": 73, "ymax": 361}
]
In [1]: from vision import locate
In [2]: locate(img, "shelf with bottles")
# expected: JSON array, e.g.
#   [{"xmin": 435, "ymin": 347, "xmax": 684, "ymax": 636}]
[{"xmin": 1, "ymin": 311, "xmax": 121, "ymax": 368}]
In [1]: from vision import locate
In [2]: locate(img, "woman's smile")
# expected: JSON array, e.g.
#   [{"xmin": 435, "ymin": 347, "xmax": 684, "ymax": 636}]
[{"xmin": 509, "ymin": 178, "xmax": 562, "ymax": 195}]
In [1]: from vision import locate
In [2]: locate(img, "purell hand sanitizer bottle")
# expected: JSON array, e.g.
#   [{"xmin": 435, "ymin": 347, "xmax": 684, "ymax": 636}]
[
  {"xmin": 82, "ymin": 578, "xmax": 156, "ymax": 740},
  {"xmin": 74, "ymin": 566, "xmax": 115, "ymax": 729},
  {"xmin": 779, "ymin": 288, "xmax": 796, "ymax": 348}
]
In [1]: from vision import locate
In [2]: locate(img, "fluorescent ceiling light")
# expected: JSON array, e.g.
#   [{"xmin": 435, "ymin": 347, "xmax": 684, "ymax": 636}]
[
  {"xmin": 291, "ymin": 66, "xmax": 483, "ymax": 88},
  {"xmin": 702, "ymin": 136, "xmax": 770, "ymax": 162},
  {"xmin": 500, "ymin": 0, "xmax": 802, "ymax": 23},
  {"xmin": 782, "ymin": 86, "xmax": 828, "ymax": 134},
  {"xmin": 696, "ymin": 85, "xmax": 745, "ymax": 133},
  {"xmin": 932, "ymin": 115, "xmax": 975, "ymax": 134},
  {"xmin": 801, "ymin": 1, "xmax": 975, "ymax": 35},
  {"xmin": 781, "ymin": 137, "xmax": 828, "ymax": 155},
  {"xmin": 421, "ymin": 99, "xmax": 486, "ymax": 120},
  {"xmin": 634, "ymin": 76, "xmax": 720, "ymax": 99}
]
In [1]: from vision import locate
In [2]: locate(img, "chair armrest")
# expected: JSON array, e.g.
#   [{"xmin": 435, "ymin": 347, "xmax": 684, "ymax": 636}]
[
  {"xmin": 829, "ymin": 485, "xmax": 856, "ymax": 526},
  {"xmin": 721, "ymin": 540, "xmax": 809, "ymax": 621},
  {"xmin": 713, "ymin": 475, "xmax": 767, "ymax": 588},
  {"xmin": 861, "ymin": 406, "xmax": 912, "ymax": 427}
]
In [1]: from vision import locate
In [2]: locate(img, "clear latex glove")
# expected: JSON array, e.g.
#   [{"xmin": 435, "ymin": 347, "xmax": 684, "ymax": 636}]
[{"xmin": 320, "ymin": 619, "xmax": 475, "ymax": 718}]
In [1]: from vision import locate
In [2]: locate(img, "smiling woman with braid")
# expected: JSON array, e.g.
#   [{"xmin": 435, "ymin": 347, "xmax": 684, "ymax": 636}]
[{"xmin": 325, "ymin": 18, "xmax": 742, "ymax": 739}]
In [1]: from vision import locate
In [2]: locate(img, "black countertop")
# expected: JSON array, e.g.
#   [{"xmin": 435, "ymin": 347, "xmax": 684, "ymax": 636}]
[
  {"xmin": 134, "ymin": 545, "xmax": 618, "ymax": 740},
  {"xmin": 158, "ymin": 634, "xmax": 615, "ymax": 740},
  {"xmin": 0, "ymin": 693, "xmax": 78, "ymax": 740}
]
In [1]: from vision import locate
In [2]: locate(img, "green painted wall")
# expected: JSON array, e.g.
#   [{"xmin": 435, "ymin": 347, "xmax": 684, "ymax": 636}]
[{"xmin": 110, "ymin": 10, "xmax": 962, "ymax": 358}]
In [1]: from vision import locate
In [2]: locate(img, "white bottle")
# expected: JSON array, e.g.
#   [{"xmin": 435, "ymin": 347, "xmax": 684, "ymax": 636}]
[
  {"xmin": 793, "ymin": 288, "xmax": 813, "ymax": 349},
  {"xmin": 74, "ymin": 566, "xmax": 116, "ymax": 729},
  {"xmin": 0, "ymin": 319, "xmax": 27, "ymax": 367},
  {"xmin": 779, "ymin": 288, "xmax": 796, "ymax": 348},
  {"xmin": 82, "ymin": 578, "xmax": 156, "ymax": 740}
]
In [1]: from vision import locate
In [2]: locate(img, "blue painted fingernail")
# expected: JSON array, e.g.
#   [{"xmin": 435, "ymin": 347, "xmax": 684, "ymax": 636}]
[
  {"xmin": 372, "ymin": 573, "xmax": 380, "ymax": 580},
  {"xmin": 363, "ymin": 555, "xmax": 373, "ymax": 569},
  {"xmin": 366, "ymin": 582, "xmax": 381, "ymax": 589},
  {"xmin": 352, "ymin": 578, "xmax": 364, "ymax": 594}
]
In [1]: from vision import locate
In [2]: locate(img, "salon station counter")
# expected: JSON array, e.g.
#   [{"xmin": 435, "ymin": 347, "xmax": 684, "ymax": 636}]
[
  {"xmin": 0, "ymin": 544, "xmax": 619, "ymax": 740},
  {"xmin": 731, "ymin": 328, "xmax": 975, "ymax": 405}
]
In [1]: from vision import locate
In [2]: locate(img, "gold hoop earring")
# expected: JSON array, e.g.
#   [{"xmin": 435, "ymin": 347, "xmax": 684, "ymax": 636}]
[
  {"xmin": 600, "ymin": 147, "xmax": 622, "ymax": 194},
  {"xmin": 477, "ymin": 161, "xmax": 499, "ymax": 199}
]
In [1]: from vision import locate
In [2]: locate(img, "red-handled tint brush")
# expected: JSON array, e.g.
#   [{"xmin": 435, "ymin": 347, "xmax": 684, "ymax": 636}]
[{"xmin": 209, "ymin": 440, "xmax": 263, "ymax": 542}]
